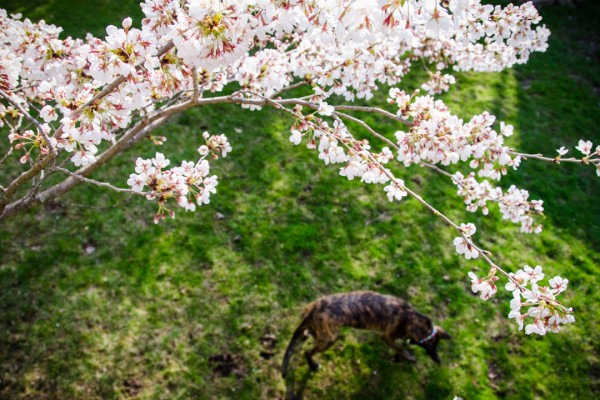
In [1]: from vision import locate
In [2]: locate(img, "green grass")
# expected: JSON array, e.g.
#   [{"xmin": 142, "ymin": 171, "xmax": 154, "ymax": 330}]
[{"xmin": 0, "ymin": 1, "xmax": 599, "ymax": 399}]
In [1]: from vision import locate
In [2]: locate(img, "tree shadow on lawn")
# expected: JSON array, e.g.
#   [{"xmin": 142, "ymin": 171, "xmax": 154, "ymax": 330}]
[
  {"xmin": 280, "ymin": 339, "xmax": 425, "ymax": 400},
  {"xmin": 0, "ymin": 79, "xmax": 549, "ymax": 399}
]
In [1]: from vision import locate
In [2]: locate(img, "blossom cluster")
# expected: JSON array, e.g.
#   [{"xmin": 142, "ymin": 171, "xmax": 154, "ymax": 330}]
[
  {"xmin": 454, "ymin": 223, "xmax": 480, "ymax": 260},
  {"xmin": 390, "ymin": 88, "xmax": 520, "ymax": 180},
  {"xmin": 0, "ymin": 1, "xmax": 555, "ymax": 181},
  {"xmin": 421, "ymin": 71, "xmax": 456, "ymax": 95},
  {"xmin": 452, "ymin": 172, "xmax": 544, "ymax": 233},
  {"xmin": 470, "ymin": 265, "xmax": 574, "ymax": 335},
  {"xmin": 573, "ymin": 139, "xmax": 600, "ymax": 177},
  {"xmin": 197, "ymin": 131, "xmax": 232, "ymax": 159},
  {"xmin": 126, "ymin": 132, "xmax": 229, "ymax": 222},
  {"xmin": 288, "ymin": 106, "xmax": 407, "ymax": 201}
]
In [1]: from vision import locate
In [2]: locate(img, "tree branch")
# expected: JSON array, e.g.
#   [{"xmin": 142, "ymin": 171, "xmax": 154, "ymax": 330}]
[
  {"xmin": 333, "ymin": 111, "xmax": 398, "ymax": 149},
  {"xmin": 53, "ymin": 166, "xmax": 150, "ymax": 196},
  {"xmin": 510, "ymin": 150, "xmax": 600, "ymax": 165},
  {"xmin": 0, "ymin": 96, "xmax": 198, "ymax": 220},
  {"xmin": 333, "ymin": 105, "xmax": 413, "ymax": 127}
]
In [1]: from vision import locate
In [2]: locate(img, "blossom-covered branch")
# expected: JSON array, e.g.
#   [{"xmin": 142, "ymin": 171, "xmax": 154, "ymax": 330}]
[{"xmin": 0, "ymin": 1, "xmax": 592, "ymax": 334}]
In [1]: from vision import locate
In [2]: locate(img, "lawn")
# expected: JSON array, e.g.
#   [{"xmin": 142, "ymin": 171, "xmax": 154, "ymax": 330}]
[{"xmin": 0, "ymin": 1, "xmax": 598, "ymax": 399}]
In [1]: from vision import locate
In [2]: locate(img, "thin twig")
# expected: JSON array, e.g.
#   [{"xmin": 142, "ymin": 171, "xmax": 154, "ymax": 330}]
[
  {"xmin": 0, "ymin": 146, "xmax": 13, "ymax": 167},
  {"xmin": 420, "ymin": 161, "xmax": 454, "ymax": 178},
  {"xmin": 192, "ymin": 66, "xmax": 200, "ymax": 103},
  {"xmin": 333, "ymin": 105, "xmax": 412, "ymax": 126},
  {"xmin": 271, "ymin": 80, "xmax": 310, "ymax": 98},
  {"xmin": 53, "ymin": 166, "xmax": 150, "ymax": 196},
  {"xmin": 333, "ymin": 111, "xmax": 398, "ymax": 150},
  {"xmin": 510, "ymin": 150, "xmax": 599, "ymax": 165}
]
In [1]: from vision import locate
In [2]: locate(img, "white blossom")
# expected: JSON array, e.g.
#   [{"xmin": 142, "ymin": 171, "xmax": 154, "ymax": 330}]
[
  {"xmin": 384, "ymin": 181, "xmax": 407, "ymax": 202},
  {"xmin": 575, "ymin": 139, "xmax": 593, "ymax": 156},
  {"xmin": 289, "ymin": 129, "xmax": 302, "ymax": 145}
]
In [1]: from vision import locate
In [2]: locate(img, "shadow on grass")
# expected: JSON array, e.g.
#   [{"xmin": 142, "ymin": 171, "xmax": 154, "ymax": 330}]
[{"xmin": 284, "ymin": 369, "xmax": 313, "ymax": 400}]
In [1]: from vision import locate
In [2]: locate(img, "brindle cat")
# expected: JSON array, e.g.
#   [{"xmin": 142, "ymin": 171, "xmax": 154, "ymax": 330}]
[{"xmin": 281, "ymin": 291, "xmax": 451, "ymax": 377}]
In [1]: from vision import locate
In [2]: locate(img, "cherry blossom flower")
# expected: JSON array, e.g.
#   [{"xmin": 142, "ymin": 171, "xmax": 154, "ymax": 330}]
[
  {"xmin": 523, "ymin": 265, "xmax": 544, "ymax": 284},
  {"xmin": 423, "ymin": 0, "xmax": 454, "ymax": 37},
  {"xmin": 575, "ymin": 139, "xmax": 593, "ymax": 156},
  {"xmin": 502, "ymin": 266, "xmax": 574, "ymax": 335},
  {"xmin": 40, "ymin": 105, "xmax": 58, "ymax": 122},
  {"xmin": 317, "ymin": 102, "xmax": 335, "ymax": 116},
  {"xmin": 384, "ymin": 181, "xmax": 407, "ymax": 202},
  {"xmin": 460, "ymin": 222, "xmax": 476, "ymax": 237},
  {"xmin": 289, "ymin": 130, "xmax": 302, "ymax": 145},
  {"xmin": 468, "ymin": 270, "xmax": 498, "ymax": 300},
  {"xmin": 548, "ymin": 276, "xmax": 568, "ymax": 294},
  {"xmin": 525, "ymin": 318, "xmax": 546, "ymax": 335},
  {"xmin": 454, "ymin": 237, "xmax": 479, "ymax": 259}
]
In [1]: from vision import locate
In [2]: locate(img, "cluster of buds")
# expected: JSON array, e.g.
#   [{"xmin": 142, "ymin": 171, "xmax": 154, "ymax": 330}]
[{"xmin": 8, "ymin": 128, "xmax": 56, "ymax": 163}]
